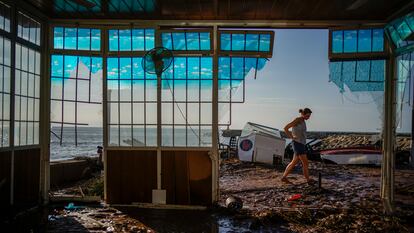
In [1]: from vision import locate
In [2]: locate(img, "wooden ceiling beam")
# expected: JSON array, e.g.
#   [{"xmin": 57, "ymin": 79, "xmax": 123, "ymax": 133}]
[
  {"xmin": 213, "ymin": 0, "xmax": 218, "ymax": 19},
  {"xmin": 182, "ymin": 0, "xmax": 187, "ymax": 17},
  {"xmin": 49, "ymin": 19, "xmax": 386, "ymax": 29},
  {"xmin": 386, "ymin": 0, "xmax": 414, "ymax": 21},
  {"xmin": 254, "ymin": 0, "xmax": 261, "ymax": 19},
  {"xmin": 21, "ymin": 0, "xmax": 412, "ymax": 22},
  {"xmin": 198, "ymin": 0, "xmax": 203, "ymax": 20},
  {"xmin": 267, "ymin": 0, "xmax": 278, "ymax": 20},
  {"xmin": 227, "ymin": 0, "xmax": 230, "ymax": 20}
]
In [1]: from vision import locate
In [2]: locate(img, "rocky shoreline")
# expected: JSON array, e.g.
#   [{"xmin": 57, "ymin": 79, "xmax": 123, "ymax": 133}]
[{"xmin": 312, "ymin": 134, "xmax": 411, "ymax": 151}]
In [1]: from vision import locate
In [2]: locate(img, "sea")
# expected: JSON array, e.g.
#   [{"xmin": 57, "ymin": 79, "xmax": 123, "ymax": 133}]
[
  {"xmin": 51, "ymin": 127, "xmax": 104, "ymax": 161},
  {"xmin": 51, "ymin": 126, "xmax": 212, "ymax": 161}
]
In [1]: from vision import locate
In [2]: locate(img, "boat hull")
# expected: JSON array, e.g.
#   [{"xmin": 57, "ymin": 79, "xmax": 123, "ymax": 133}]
[{"xmin": 320, "ymin": 148, "xmax": 382, "ymax": 165}]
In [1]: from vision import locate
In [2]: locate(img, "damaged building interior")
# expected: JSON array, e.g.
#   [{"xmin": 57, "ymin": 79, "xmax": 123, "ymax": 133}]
[{"xmin": 0, "ymin": 0, "xmax": 413, "ymax": 232}]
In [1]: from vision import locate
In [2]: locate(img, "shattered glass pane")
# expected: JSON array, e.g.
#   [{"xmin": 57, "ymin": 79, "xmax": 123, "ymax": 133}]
[
  {"xmin": 385, "ymin": 12, "xmax": 414, "ymax": 53},
  {"xmin": 329, "ymin": 60, "xmax": 385, "ymax": 93}
]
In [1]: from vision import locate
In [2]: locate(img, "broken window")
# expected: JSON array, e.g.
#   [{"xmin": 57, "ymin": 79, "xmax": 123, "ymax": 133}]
[
  {"xmin": 50, "ymin": 55, "xmax": 103, "ymax": 158},
  {"xmin": 51, "ymin": 27, "xmax": 273, "ymax": 149},
  {"xmin": 50, "ymin": 26, "xmax": 103, "ymax": 159},
  {"xmin": 328, "ymin": 27, "xmax": 386, "ymax": 123},
  {"xmin": 218, "ymin": 57, "xmax": 267, "ymax": 125},
  {"xmin": 395, "ymin": 52, "xmax": 414, "ymax": 127},
  {"xmin": 385, "ymin": 12, "xmax": 414, "ymax": 55},
  {"xmin": 217, "ymin": 30, "xmax": 273, "ymax": 126},
  {"xmin": 329, "ymin": 60, "xmax": 385, "ymax": 93},
  {"xmin": 328, "ymin": 27, "xmax": 386, "ymax": 92}
]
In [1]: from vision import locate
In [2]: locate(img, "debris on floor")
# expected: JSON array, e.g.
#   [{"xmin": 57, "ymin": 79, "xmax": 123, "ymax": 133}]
[
  {"xmin": 47, "ymin": 207, "xmax": 154, "ymax": 233},
  {"xmin": 219, "ymin": 158, "xmax": 414, "ymax": 232}
]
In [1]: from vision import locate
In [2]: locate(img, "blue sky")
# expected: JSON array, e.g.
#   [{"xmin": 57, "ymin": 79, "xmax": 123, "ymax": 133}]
[{"xmin": 230, "ymin": 29, "xmax": 412, "ymax": 133}]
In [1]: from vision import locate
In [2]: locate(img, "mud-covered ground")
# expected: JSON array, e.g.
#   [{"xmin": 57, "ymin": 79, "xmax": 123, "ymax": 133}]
[
  {"xmin": 44, "ymin": 133, "xmax": 414, "ymax": 232},
  {"xmin": 219, "ymin": 159, "xmax": 414, "ymax": 233},
  {"xmin": 45, "ymin": 159, "xmax": 414, "ymax": 233}
]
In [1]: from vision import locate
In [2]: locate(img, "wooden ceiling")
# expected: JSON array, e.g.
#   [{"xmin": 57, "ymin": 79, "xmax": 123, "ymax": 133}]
[{"xmin": 23, "ymin": 0, "xmax": 414, "ymax": 21}]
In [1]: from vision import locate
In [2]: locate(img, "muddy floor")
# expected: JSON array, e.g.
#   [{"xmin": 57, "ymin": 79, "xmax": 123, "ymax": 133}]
[
  {"xmin": 219, "ymin": 159, "xmax": 414, "ymax": 232},
  {"xmin": 42, "ymin": 159, "xmax": 414, "ymax": 233},
  {"xmin": 47, "ymin": 206, "xmax": 292, "ymax": 233}
]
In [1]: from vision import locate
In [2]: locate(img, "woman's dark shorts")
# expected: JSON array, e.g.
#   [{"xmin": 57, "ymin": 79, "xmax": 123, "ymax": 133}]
[{"xmin": 292, "ymin": 141, "xmax": 307, "ymax": 155}]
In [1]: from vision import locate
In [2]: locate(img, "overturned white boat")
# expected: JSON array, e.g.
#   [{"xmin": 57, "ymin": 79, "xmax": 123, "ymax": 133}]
[
  {"xmin": 238, "ymin": 122, "xmax": 286, "ymax": 165},
  {"xmin": 320, "ymin": 147, "xmax": 382, "ymax": 165}
]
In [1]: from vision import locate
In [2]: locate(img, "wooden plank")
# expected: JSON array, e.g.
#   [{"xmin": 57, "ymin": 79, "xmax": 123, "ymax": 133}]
[
  {"xmin": 13, "ymin": 148, "xmax": 41, "ymax": 205},
  {"xmin": 187, "ymin": 151, "xmax": 212, "ymax": 205},
  {"xmin": 0, "ymin": 151, "xmax": 11, "ymax": 206},
  {"xmin": 106, "ymin": 150, "xmax": 157, "ymax": 204},
  {"xmin": 106, "ymin": 150, "xmax": 121, "ymax": 203},
  {"xmin": 161, "ymin": 150, "xmax": 212, "ymax": 205},
  {"xmin": 173, "ymin": 151, "xmax": 190, "ymax": 205},
  {"xmin": 161, "ymin": 151, "xmax": 176, "ymax": 204},
  {"xmin": 162, "ymin": 151, "xmax": 190, "ymax": 205}
]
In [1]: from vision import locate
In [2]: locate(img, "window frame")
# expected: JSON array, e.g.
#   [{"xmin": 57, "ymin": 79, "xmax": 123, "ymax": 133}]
[
  {"xmin": 217, "ymin": 30, "xmax": 274, "ymax": 58},
  {"xmin": 159, "ymin": 28, "xmax": 214, "ymax": 56},
  {"xmin": 48, "ymin": 25, "xmax": 275, "ymax": 149},
  {"xmin": 329, "ymin": 26, "xmax": 390, "ymax": 61},
  {"xmin": 50, "ymin": 24, "xmax": 103, "ymax": 56},
  {"xmin": 49, "ymin": 23, "xmax": 105, "ymax": 149}
]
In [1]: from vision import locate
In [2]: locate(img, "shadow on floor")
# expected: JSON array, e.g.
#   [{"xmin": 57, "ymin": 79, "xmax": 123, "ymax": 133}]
[{"xmin": 116, "ymin": 207, "xmax": 292, "ymax": 233}]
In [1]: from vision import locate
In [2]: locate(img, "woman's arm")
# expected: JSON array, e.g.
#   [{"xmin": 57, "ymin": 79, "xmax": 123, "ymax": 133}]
[{"xmin": 284, "ymin": 117, "xmax": 301, "ymax": 139}]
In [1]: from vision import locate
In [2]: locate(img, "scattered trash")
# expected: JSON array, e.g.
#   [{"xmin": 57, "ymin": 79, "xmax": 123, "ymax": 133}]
[
  {"xmin": 64, "ymin": 202, "xmax": 85, "ymax": 211},
  {"xmin": 226, "ymin": 196, "xmax": 243, "ymax": 211},
  {"xmin": 220, "ymin": 158, "xmax": 414, "ymax": 232},
  {"xmin": 106, "ymin": 226, "xmax": 115, "ymax": 232},
  {"xmin": 287, "ymin": 194, "xmax": 302, "ymax": 202}
]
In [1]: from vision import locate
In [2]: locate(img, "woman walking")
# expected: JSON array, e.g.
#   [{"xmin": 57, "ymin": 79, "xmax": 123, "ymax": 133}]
[{"xmin": 281, "ymin": 108, "xmax": 313, "ymax": 184}]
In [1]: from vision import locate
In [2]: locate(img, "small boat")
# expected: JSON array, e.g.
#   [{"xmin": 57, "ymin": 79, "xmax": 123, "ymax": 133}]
[{"xmin": 320, "ymin": 147, "xmax": 382, "ymax": 165}]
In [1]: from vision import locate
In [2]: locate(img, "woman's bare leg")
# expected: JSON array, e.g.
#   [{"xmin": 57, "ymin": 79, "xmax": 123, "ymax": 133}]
[
  {"xmin": 282, "ymin": 156, "xmax": 300, "ymax": 180},
  {"xmin": 298, "ymin": 154, "xmax": 310, "ymax": 182}
]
